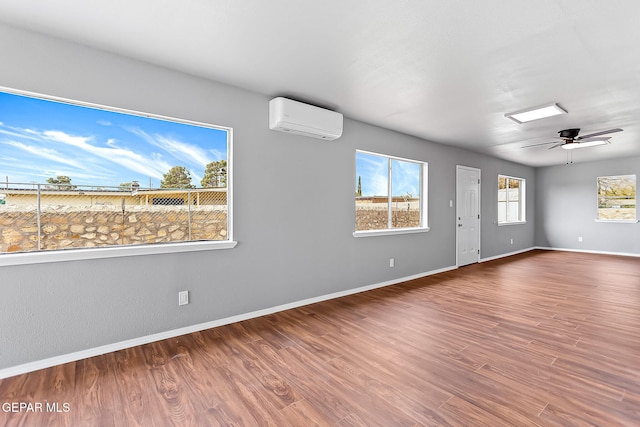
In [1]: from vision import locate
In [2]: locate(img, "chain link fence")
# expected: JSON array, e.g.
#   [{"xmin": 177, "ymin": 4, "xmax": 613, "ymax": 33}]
[{"xmin": 0, "ymin": 183, "xmax": 228, "ymax": 253}]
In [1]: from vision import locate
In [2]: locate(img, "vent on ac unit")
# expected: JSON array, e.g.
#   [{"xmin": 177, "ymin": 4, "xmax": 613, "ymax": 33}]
[{"xmin": 269, "ymin": 97, "xmax": 343, "ymax": 141}]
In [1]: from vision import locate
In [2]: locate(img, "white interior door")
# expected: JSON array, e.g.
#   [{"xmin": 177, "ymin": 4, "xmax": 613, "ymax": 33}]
[{"xmin": 456, "ymin": 166, "xmax": 480, "ymax": 266}]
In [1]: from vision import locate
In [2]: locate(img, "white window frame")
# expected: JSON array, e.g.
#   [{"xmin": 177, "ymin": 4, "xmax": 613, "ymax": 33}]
[
  {"xmin": 0, "ymin": 87, "xmax": 236, "ymax": 267},
  {"xmin": 595, "ymin": 174, "xmax": 638, "ymax": 223},
  {"xmin": 498, "ymin": 174, "xmax": 526, "ymax": 225},
  {"xmin": 353, "ymin": 150, "xmax": 429, "ymax": 237}
]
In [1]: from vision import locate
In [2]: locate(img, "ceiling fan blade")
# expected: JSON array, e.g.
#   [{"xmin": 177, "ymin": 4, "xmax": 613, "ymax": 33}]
[
  {"xmin": 548, "ymin": 143, "xmax": 564, "ymax": 149},
  {"xmin": 578, "ymin": 128, "xmax": 623, "ymax": 139},
  {"xmin": 521, "ymin": 141, "xmax": 557, "ymax": 148}
]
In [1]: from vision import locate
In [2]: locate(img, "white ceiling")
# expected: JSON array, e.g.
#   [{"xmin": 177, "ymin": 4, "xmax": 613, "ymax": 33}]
[{"xmin": 1, "ymin": 0, "xmax": 639, "ymax": 167}]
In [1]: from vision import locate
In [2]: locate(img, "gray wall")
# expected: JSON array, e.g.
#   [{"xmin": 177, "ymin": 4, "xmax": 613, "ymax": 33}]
[
  {"xmin": 536, "ymin": 157, "xmax": 640, "ymax": 254},
  {"xmin": 0, "ymin": 23, "xmax": 535, "ymax": 370}
]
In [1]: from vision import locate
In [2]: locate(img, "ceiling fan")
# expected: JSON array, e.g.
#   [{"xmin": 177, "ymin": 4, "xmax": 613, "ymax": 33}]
[{"xmin": 523, "ymin": 128, "xmax": 623, "ymax": 150}]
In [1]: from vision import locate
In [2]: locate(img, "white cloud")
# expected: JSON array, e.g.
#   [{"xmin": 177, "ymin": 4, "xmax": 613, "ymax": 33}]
[
  {"xmin": 208, "ymin": 149, "xmax": 224, "ymax": 161},
  {"xmin": 358, "ymin": 154, "xmax": 388, "ymax": 196},
  {"xmin": 43, "ymin": 130, "xmax": 171, "ymax": 179},
  {"xmin": 156, "ymin": 135, "xmax": 210, "ymax": 166},
  {"xmin": 128, "ymin": 128, "xmax": 211, "ymax": 167},
  {"xmin": 369, "ymin": 174, "xmax": 388, "ymax": 196},
  {"xmin": 190, "ymin": 169, "xmax": 203, "ymax": 185},
  {"xmin": 0, "ymin": 140, "xmax": 85, "ymax": 169},
  {"xmin": 0, "ymin": 127, "xmax": 40, "ymax": 141},
  {"xmin": 391, "ymin": 160, "xmax": 420, "ymax": 196}
]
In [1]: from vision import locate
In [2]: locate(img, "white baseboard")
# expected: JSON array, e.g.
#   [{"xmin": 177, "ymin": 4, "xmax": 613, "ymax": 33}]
[
  {"xmin": 534, "ymin": 246, "xmax": 640, "ymax": 258},
  {"xmin": 480, "ymin": 247, "xmax": 536, "ymax": 263},
  {"xmin": 480, "ymin": 246, "xmax": 640, "ymax": 263},
  {"xmin": 0, "ymin": 264, "xmax": 457, "ymax": 380}
]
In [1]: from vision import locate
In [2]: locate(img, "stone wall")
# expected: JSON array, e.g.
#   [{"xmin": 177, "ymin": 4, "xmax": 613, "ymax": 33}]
[
  {"xmin": 0, "ymin": 205, "xmax": 227, "ymax": 253},
  {"xmin": 2, "ymin": 204, "xmax": 419, "ymax": 253},
  {"xmin": 355, "ymin": 207, "xmax": 421, "ymax": 231}
]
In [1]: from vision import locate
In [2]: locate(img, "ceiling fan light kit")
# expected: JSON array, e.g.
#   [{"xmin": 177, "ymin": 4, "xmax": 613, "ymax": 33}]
[
  {"xmin": 560, "ymin": 139, "xmax": 610, "ymax": 150},
  {"xmin": 505, "ymin": 103, "xmax": 567, "ymax": 124}
]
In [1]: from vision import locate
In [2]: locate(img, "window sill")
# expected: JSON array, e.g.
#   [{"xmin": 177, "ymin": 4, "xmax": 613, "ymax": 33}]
[
  {"xmin": 0, "ymin": 240, "xmax": 238, "ymax": 267},
  {"xmin": 353, "ymin": 227, "xmax": 430, "ymax": 238},
  {"xmin": 594, "ymin": 219, "xmax": 639, "ymax": 224},
  {"xmin": 498, "ymin": 221, "xmax": 527, "ymax": 226}
]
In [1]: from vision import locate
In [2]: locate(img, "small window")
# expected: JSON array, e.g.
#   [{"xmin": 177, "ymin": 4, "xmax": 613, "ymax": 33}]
[
  {"xmin": 498, "ymin": 175, "xmax": 525, "ymax": 224},
  {"xmin": 355, "ymin": 150, "xmax": 427, "ymax": 234},
  {"xmin": 597, "ymin": 175, "xmax": 636, "ymax": 221}
]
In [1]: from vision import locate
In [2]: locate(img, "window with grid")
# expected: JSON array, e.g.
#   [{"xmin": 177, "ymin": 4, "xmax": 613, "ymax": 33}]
[
  {"xmin": 355, "ymin": 150, "xmax": 427, "ymax": 234},
  {"xmin": 0, "ymin": 88, "xmax": 231, "ymax": 255},
  {"xmin": 498, "ymin": 175, "xmax": 525, "ymax": 224}
]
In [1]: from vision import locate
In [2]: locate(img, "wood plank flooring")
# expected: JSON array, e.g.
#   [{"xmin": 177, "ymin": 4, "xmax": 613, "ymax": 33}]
[{"xmin": 1, "ymin": 250, "xmax": 640, "ymax": 426}]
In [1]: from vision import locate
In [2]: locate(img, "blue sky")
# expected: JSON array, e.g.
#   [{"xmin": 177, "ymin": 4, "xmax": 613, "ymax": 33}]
[
  {"xmin": 355, "ymin": 151, "xmax": 421, "ymax": 197},
  {"xmin": 0, "ymin": 90, "xmax": 228, "ymax": 188}
]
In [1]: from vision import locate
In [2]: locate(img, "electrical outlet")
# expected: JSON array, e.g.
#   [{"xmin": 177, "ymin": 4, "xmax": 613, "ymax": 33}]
[
  {"xmin": 578, "ymin": 236, "xmax": 583, "ymax": 243},
  {"xmin": 389, "ymin": 258, "xmax": 395, "ymax": 268},
  {"xmin": 510, "ymin": 238, "xmax": 514, "ymax": 245},
  {"xmin": 178, "ymin": 290, "xmax": 189, "ymax": 306}
]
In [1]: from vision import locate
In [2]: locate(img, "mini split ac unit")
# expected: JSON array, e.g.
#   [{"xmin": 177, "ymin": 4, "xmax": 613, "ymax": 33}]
[{"xmin": 269, "ymin": 97, "xmax": 343, "ymax": 140}]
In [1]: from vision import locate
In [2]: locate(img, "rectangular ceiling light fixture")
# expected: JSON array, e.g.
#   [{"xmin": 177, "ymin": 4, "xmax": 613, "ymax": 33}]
[
  {"xmin": 505, "ymin": 103, "xmax": 567, "ymax": 124},
  {"xmin": 561, "ymin": 139, "xmax": 610, "ymax": 150}
]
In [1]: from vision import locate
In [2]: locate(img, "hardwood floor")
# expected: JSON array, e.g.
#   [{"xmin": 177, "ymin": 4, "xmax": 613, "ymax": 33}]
[{"xmin": 1, "ymin": 250, "xmax": 640, "ymax": 426}]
